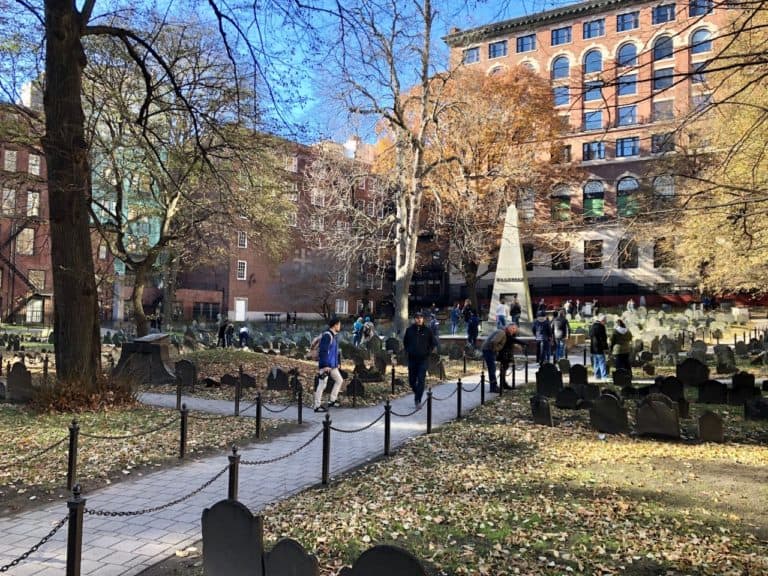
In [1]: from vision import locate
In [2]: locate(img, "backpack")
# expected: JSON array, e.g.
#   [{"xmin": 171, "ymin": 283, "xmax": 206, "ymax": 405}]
[{"xmin": 309, "ymin": 331, "xmax": 331, "ymax": 361}]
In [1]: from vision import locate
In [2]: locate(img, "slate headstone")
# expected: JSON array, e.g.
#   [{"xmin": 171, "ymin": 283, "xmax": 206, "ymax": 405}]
[
  {"xmin": 535, "ymin": 363, "xmax": 563, "ymax": 397},
  {"xmin": 698, "ymin": 410, "xmax": 724, "ymax": 443},
  {"xmin": 659, "ymin": 376, "xmax": 684, "ymax": 401},
  {"xmin": 427, "ymin": 353, "xmax": 446, "ymax": 380},
  {"xmin": 346, "ymin": 376, "xmax": 365, "ymax": 397},
  {"xmin": 589, "ymin": 394, "xmax": 629, "ymax": 434},
  {"xmin": 221, "ymin": 373, "xmax": 239, "ymax": 388},
  {"xmin": 338, "ymin": 544, "xmax": 427, "ymax": 576},
  {"xmin": 734, "ymin": 341, "xmax": 749, "ymax": 357},
  {"xmin": 612, "ymin": 368, "xmax": 632, "ymax": 389},
  {"xmin": 6, "ymin": 362, "xmax": 33, "ymax": 403},
  {"xmin": 241, "ymin": 373, "xmax": 256, "ymax": 389},
  {"xmin": 384, "ymin": 337, "xmax": 402, "ymax": 354},
  {"xmin": 0, "ymin": 381, "xmax": 5, "ymax": 400},
  {"xmin": 175, "ymin": 359, "xmax": 197, "ymax": 390},
  {"xmin": 569, "ymin": 364, "xmax": 588, "ymax": 388},
  {"xmin": 678, "ymin": 397, "xmax": 690, "ymax": 419},
  {"xmin": 698, "ymin": 379, "xmax": 728, "ymax": 404},
  {"xmin": 201, "ymin": 500, "xmax": 264, "ymax": 576},
  {"xmin": 581, "ymin": 382, "xmax": 600, "ymax": 401},
  {"xmin": 530, "ymin": 395, "xmax": 554, "ymax": 426},
  {"xmin": 203, "ymin": 377, "xmax": 221, "ymax": 388},
  {"xmin": 744, "ymin": 397, "xmax": 768, "ymax": 421},
  {"xmin": 729, "ymin": 371, "xmax": 758, "ymax": 405},
  {"xmin": 621, "ymin": 385, "xmax": 638, "ymax": 400},
  {"xmin": 676, "ymin": 357, "xmax": 709, "ymax": 388},
  {"xmin": 555, "ymin": 387, "xmax": 580, "ymax": 410},
  {"xmin": 713, "ymin": 344, "xmax": 736, "ymax": 374},
  {"xmin": 267, "ymin": 367, "xmax": 291, "ymax": 391},
  {"xmin": 636, "ymin": 393, "xmax": 680, "ymax": 439},
  {"xmin": 264, "ymin": 538, "xmax": 320, "ymax": 576},
  {"xmin": 557, "ymin": 358, "xmax": 571, "ymax": 374}
]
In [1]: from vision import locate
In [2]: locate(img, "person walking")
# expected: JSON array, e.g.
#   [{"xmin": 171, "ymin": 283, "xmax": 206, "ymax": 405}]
[
  {"xmin": 450, "ymin": 302, "xmax": 462, "ymax": 335},
  {"xmin": 402, "ymin": 311, "xmax": 437, "ymax": 406},
  {"xmin": 495, "ymin": 297, "xmax": 508, "ymax": 329},
  {"xmin": 313, "ymin": 317, "xmax": 345, "ymax": 412},
  {"xmin": 552, "ymin": 309, "xmax": 571, "ymax": 362},
  {"xmin": 482, "ymin": 324, "xmax": 524, "ymax": 392},
  {"xmin": 466, "ymin": 311, "xmax": 480, "ymax": 349},
  {"xmin": 352, "ymin": 316, "xmax": 364, "ymax": 347},
  {"xmin": 532, "ymin": 312, "xmax": 552, "ymax": 365},
  {"xmin": 509, "ymin": 296, "xmax": 522, "ymax": 326},
  {"xmin": 611, "ymin": 319, "xmax": 633, "ymax": 375},
  {"xmin": 589, "ymin": 314, "xmax": 609, "ymax": 380}
]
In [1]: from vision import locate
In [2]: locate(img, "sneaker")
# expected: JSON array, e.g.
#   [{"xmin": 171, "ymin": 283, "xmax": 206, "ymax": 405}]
[
  {"xmin": 328, "ymin": 400, "xmax": 341, "ymax": 408},
  {"xmin": 313, "ymin": 406, "xmax": 328, "ymax": 413}
]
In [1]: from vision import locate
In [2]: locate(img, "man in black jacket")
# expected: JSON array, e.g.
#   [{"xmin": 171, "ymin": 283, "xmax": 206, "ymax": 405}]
[
  {"xmin": 402, "ymin": 311, "xmax": 437, "ymax": 405},
  {"xmin": 589, "ymin": 314, "xmax": 609, "ymax": 379}
]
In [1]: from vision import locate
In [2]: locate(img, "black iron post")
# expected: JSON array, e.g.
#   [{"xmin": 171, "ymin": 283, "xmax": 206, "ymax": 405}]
[
  {"xmin": 511, "ymin": 359, "xmax": 516, "ymax": 389},
  {"xmin": 384, "ymin": 400, "xmax": 391, "ymax": 456},
  {"xmin": 66, "ymin": 484, "xmax": 85, "ymax": 576},
  {"xmin": 43, "ymin": 354, "xmax": 49, "ymax": 385},
  {"xmin": 297, "ymin": 385, "xmax": 303, "ymax": 425},
  {"xmin": 391, "ymin": 360, "xmax": 396, "ymax": 394},
  {"xmin": 321, "ymin": 414, "xmax": 331, "ymax": 485},
  {"xmin": 524, "ymin": 347, "xmax": 529, "ymax": 384},
  {"xmin": 255, "ymin": 392, "xmax": 262, "ymax": 439},
  {"xmin": 228, "ymin": 447, "xmax": 240, "ymax": 500},
  {"xmin": 179, "ymin": 404, "xmax": 188, "ymax": 459},
  {"xmin": 426, "ymin": 389, "xmax": 433, "ymax": 434},
  {"xmin": 583, "ymin": 346, "xmax": 587, "ymax": 365},
  {"xmin": 463, "ymin": 351, "xmax": 467, "ymax": 374},
  {"xmin": 734, "ymin": 333, "xmax": 737, "ymax": 346},
  {"xmin": 235, "ymin": 366, "xmax": 243, "ymax": 417},
  {"xmin": 456, "ymin": 379, "xmax": 463, "ymax": 420},
  {"xmin": 480, "ymin": 371, "xmax": 485, "ymax": 405},
  {"xmin": 66, "ymin": 419, "xmax": 79, "ymax": 491},
  {"xmin": 175, "ymin": 373, "xmax": 182, "ymax": 411}
]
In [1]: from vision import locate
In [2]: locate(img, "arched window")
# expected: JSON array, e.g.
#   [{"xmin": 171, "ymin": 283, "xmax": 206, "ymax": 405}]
[
  {"xmin": 583, "ymin": 180, "xmax": 605, "ymax": 219},
  {"xmin": 551, "ymin": 185, "xmax": 571, "ymax": 221},
  {"xmin": 584, "ymin": 49, "xmax": 602, "ymax": 73},
  {"xmin": 653, "ymin": 35, "xmax": 673, "ymax": 61},
  {"xmin": 617, "ymin": 177, "xmax": 640, "ymax": 217},
  {"xmin": 617, "ymin": 43, "xmax": 637, "ymax": 67},
  {"xmin": 551, "ymin": 56, "xmax": 569, "ymax": 79},
  {"xmin": 521, "ymin": 61, "xmax": 536, "ymax": 71},
  {"xmin": 654, "ymin": 175, "xmax": 675, "ymax": 197},
  {"xmin": 691, "ymin": 29, "xmax": 712, "ymax": 54}
]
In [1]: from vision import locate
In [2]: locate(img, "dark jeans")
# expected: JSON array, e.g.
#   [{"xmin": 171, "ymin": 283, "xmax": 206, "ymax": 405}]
[
  {"xmin": 614, "ymin": 353, "xmax": 632, "ymax": 375},
  {"xmin": 407, "ymin": 355, "xmax": 429, "ymax": 404},
  {"xmin": 536, "ymin": 340, "xmax": 551, "ymax": 364},
  {"xmin": 482, "ymin": 349, "xmax": 498, "ymax": 389}
]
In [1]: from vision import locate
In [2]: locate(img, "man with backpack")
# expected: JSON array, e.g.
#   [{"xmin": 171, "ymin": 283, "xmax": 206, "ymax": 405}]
[
  {"xmin": 312, "ymin": 317, "xmax": 344, "ymax": 412},
  {"xmin": 402, "ymin": 311, "xmax": 436, "ymax": 406},
  {"xmin": 532, "ymin": 312, "xmax": 552, "ymax": 365},
  {"xmin": 552, "ymin": 309, "xmax": 571, "ymax": 362}
]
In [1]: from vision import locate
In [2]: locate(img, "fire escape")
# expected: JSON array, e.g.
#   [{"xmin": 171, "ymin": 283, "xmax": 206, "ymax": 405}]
[{"xmin": 1, "ymin": 216, "xmax": 40, "ymax": 322}]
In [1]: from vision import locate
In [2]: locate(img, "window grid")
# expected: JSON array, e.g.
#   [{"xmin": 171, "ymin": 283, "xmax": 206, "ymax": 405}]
[
  {"xmin": 583, "ymin": 19, "xmax": 605, "ymax": 39},
  {"xmin": 617, "ymin": 11, "xmax": 639, "ymax": 31},
  {"xmin": 653, "ymin": 36, "xmax": 674, "ymax": 61},
  {"xmin": 617, "ymin": 44, "xmax": 637, "ymax": 67},
  {"xmin": 584, "ymin": 80, "xmax": 603, "ymax": 102},
  {"xmin": 652, "ymin": 133, "xmax": 676, "ymax": 153},
  {"xmin": 689, "ymin": 0, "xmax": 713, "ymax": 16},
  {"xmin": 488, "ymin": 40, "xmax": 507, "ymax": 59},
  {"xmin": 3, "ymin": 150, "xmax": 17, "ymax": 172},
  {"xmin": 463, "ymin": 46, "xmax": 480, "ymax": 63},
  {"xmin": 652, "ymin": 4, "xmax": 676, "ymax": 24},
  {"xmin": 616, "ymin": 137, "xmax": 640, "ymax": 157},
  {"xmin": 237, "ymin": 231, "xmax": 247, "ymax": 248},
  {"xmin": 618, "ymin": 74, "xmax": 638, "ymax": 96},
  {"xmin": 551, "ymin": 56, "xmax": 569, "ymax": 79},
  {"xmin": 583, "ymin": 110, "xmax": 603, "ymax": 131},
  {"xmin": 583, "ymin": 141, "xmax": 606, "ymax": 161},
  {"xmin": 653, "ymin": 67, "xmax": 674, "ymax": 91},
  {"xmin": 516, "ymin": 34, "xmax": 536, "ymax": 53},
  {"xmin": 27, "ymin": 191, "xmax": 40, "ymax": 217},
  {"xmin": 551, "ymin": 26, "xmax": 572, "ymax": 46},
  {"xmin": 553, "ymin": 86, "xmax": 570, "ymax": 107},
  {"xmin": 584, "ymin": 240, "xmax": 603, "ymax": 269},
  {"xmin": 236, "ymin": 260, "xmax": 247, "ymax": 280},
  {"xmin": 652, "ymin": 99, "xmax": 675, "ymax": 121},
  {"xmin": 691, "ymin": 29, "xmax": 712, "ymax": 54},
  {"xmin": 617, "ymin": 104, "xmax": 637, "ymax": 127},
  {"xmin": 584, "ymin": 50, "xmax": 602, "ymax": 73},
  {"xmin": 28, "ymin": 154, "xmax": 40, "ymax": 176}
]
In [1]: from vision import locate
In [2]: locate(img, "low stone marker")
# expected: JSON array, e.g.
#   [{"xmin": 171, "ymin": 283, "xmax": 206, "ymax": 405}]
[
  {"xmin": 729, "ymin": 371, "xmax": 759, "ymax": 405},
  {"xmin": 744, "ymin": 397, "xmax": 768, "ymax": 421},
  {"xmin": 530, "ymin": 395, "xmax": 553, "ymax": 426},
  {"xmin": 612, "ymin": 368, "xmax": 632, "ymax": 389},
  {"xmin": 557, "ymin": 358, "xmax": 571, "ymax": 374},
  {"xmin": 698, "ymin": 411, "xmax": 724, "ymax": 443},
  {"xmin": 636, "ymin": 393, "xmax": 680, "ymax": 439},
  {"xmin": 676, "ymin": 357, "xmax": 709, "ymax": 388},
  {"xmin": 555, "ymin": 387, "xmax": 580, "ymax": 410},
  {"xmin": 569, "ymin": 364, "xmax": 588, "ymax": 388},
  {"xmin": 221, "ymin": 373, "xmax": 239, "ymax": 387},
  {"xmin": 580, "ymin": 382, "xmax": 600, "ymax": 401},
  {"xmin": 589, "ymin": 394, "xmax": 629, "ymax": 434},
  {"xmin": 621, "ymin": 385, "xmax": 638, "ymax": 400},
  {"xmin": 112, "ymin": 333, "xmax": 176, "ymax": 385},
  {"xmin": 7, "ymin": 362, "xmax": 33, "ymax": 403},
  {"xmin": 264, "ymin": 539, "xmax": 319, "ymax": 576},
  {"xmin": 535, "ymin": 363, "xmax": 562, "ymax": 397},
  {"xmin": 659, "ymin": 376, "xmax": 684, "ymax": 402},
  {"xmin": 339, "ymin": 545, "xmax": 427, "ymax": 576},
  {"xmin": 175, "ymin": 359, "xmax": 197, "ymax": 390},
  {"xmin": 714, "ymin": 344, "xmax": 737, "ymax": 374},
  {"xmin": 202, "ymin": 500, "xmax": 264, "ymax": 576},
  {"xmin": 267, "ymin": 367, "xmax": 291, "ymax": 391},
  {"xmin": 698, "ymin": 379, "xmax": 728, "ymax": 404}
]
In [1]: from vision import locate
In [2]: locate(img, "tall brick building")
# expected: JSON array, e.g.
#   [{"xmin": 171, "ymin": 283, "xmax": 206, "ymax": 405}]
[{"xmin": 444, "ymin": 0, "xmax": 729, "ymax": 303}]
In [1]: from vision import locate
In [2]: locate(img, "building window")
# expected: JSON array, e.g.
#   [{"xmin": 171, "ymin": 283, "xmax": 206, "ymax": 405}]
[
  {"xmin": 488, "ymin": 40, "xmax": 507, "ymax": 59},
  {"xmin": 523, "ymin": 243, "xmax": 534, "ymax": 271},
  {"xmin": 516, "ymin": 34, "xmax": 536, "ymax": 53},
  {"xmin": 617, "ymin": 177, "xmax": 640, "ymax": 216},
  {"xmin": 28, "ymin": 154, "xmax": 40, "ymax": 176},
  {"xmin": 28, "ymin": 270, "xmax": 45, "ymax": 290},
  {"xmin": 692, "ymin": 61, "xmax": 708, "ymax": 84},
  {"xmin": 584, "ymin": 240, "xmax": 603, "ymax": 269},
  {"xmin": 553, "ymin": 85, "xmax": 570, "ymax": 107},
  {"xmin": 617, "ymin": 104, "xmax": 637, "ymax": 126},
  {"xmin": 617, "ymin": 44, "xmax": 637, "ymax": 67},
  {"xmin": 691, "ymin": 29, "xmax": 712, "ymax": 53},
  {"xmin": 584, "ymin": 80, "xmax": 603, "ymax": 102},
  {"xmin": 287, "ymin": 183, "xmax": 299, "ymax": 202},
  {"xmin": 689, "ymin": 0, "xmax": 713, "ymax": 16},
  {"xmin": 616, "ymin": 137, "xmax": 640, "ymax": 157},
  {"xmin": 98, "ymin": 244, "xmax": 108, "ymax": 260},
  {"xmin": 652, "ymin": 4, "xmax": 676, "ymax": 24},
  {"xmin": 551, "ymin": 56, "xmax": 569, "ymax": 79},
  {"xmin": 518, "ymin": 188, "xmax": 535, "ymax": 221},
  {"xmin": 617, "ymin": 11, "xmax": 639, "ymax": 31},
  {"xmin": 310, "ymin": 215, "xmax": 325, "ymax": 231},
  {"xmin": 285, "ymin": 155, "xmax": 298, "ymax": 172},
  {"xmin": 287, "ymin": 211, "xmax": 297, "ymax": 227},
  {"xmin": 553, "ymin": 144, "xmax": 571, "ymax": 163},
  {"xmin": 236, "ymin": 260, "xmax": 247, "ymax": 280},
  {"xmin": 334, "ymin": 298, "xmax": 348, "ymax": 315},
  {"xmin": 653, "ymin": 67, "xmax": 674, "ymax": 91},
  {"xmin": 692, "ymin": 92, "xmax": 712, "ymax": 112},
  {"xmin": 193, "ymin": 302, "xmax": 220, "ymax": 320},
  {"xmin": 550, "ymin": 186, "xmax": 571, "ymax": 221},
  {"xmin": 551, "ymin": 246, "xmax": 571, "ymax": 270},
  {"xmin": 583, "ymin": 19, "xmax": 604, "ymax": 39},
  {"xmin": 26, "ymin": 191, "xmax": 39, "ymax": 217},
  {"xmin": 654, "ymin": 238, "xmax": 673, "ymax": 268},
  {"xmin": 618, "ymin": 238, "xmax": 639, "ymax": 268},
  {"xmin": 652, "ymin": 133, "xmax": 676, "ymax": 153},
  {"xmin": 463, "ymin": 46, "xmax": 480, "ymax": 63},
  {"xmin": 583, "ymin": 110, "xmax": 603, "ymax": 131},
  {"xmin": 583, "ymin": 141, "xmax": 606, "ymax": 161},
  {"xmin": 583, "ymin": 181, "xmax": 605, "ymax": 219},
  {"xmin": 1, "ymin": 188, "xmax": 15, "ymax": 214},
  {"xmin": 16, "ymin": 228, "xmax": 34, "ymax": 255},
  {"xmin": 617, "ymin": 74, "xmax": 637, "ymax": 96},
  {"xmin": 551, "ymin": 26, "xmax": 571, "ymax": 46},
  {"xmin": 652, "ymin": 99, "xmax": 675, "ymax": 121},
  {"xmin": 237, "ymin": 231, "xmax": 247, "ymax": 248},
  {"xmin": 584, "ymin": 49, "xmax": 602, "ymax": 73},
  {"xmin": 25, "ymin": 299, "xmax": 43, "ymax": 324},
  {"xmin": 653, "ymin": 36, "xmax": 674, "ymax": 60},
  {"xmin": 310, "ymin": 189, "xmax": 325, "ymax": 207},
  {"xmin": 654, "ymin": 175, "xmax": 675, "ymax": 197},
  {"xmin": 3, "ymin": 150, "xmax": 17, "ymax": 172}
]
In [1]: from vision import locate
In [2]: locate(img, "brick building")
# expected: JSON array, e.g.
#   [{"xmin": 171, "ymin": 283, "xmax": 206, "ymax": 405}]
[{"xmin": 444, "ymin": 0, "xmax": 729, "ymax": 304}]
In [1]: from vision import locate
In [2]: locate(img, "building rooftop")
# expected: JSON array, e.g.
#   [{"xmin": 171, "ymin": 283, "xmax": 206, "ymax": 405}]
[{"xmin": 443, "ymin": 0, "xmax": 648, "ymax": 46}]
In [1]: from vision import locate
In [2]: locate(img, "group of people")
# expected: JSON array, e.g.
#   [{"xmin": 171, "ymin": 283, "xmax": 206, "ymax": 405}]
[
  {"xmin": 588, "ymin": 314, "xmax": 633, "ymax": 379},
  {"xmin": 530, "ymin": 309, "xmax": 572, "ymax": 365}
]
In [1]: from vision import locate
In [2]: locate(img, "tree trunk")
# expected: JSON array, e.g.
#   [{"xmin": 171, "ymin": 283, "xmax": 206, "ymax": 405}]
[
  {"xmin": 43, "ymin": 1, "xmax": 101, "ymax": 386},
  {"xmin": 462, "ymin": 261, "xmax": 480, "ymax": 313},
  {"xmin": 393, "ymin": 273, "xmax": 411, "ymax": 336},
  {"xmin": 162, "ymin": 254, "xmax": 179, "ymax": 325},
  {"xmin": 131, "ymin": 264, "xmax": 150, "ymax": 337}
]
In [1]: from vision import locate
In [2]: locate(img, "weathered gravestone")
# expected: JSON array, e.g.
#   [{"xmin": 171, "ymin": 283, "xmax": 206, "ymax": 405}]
[
  {"xmin": 535, "ymin": 363, "xmax": 562, "ymax": 397},
  {"xmin": 713, "ymin": 344, "xmax": 737, "ymax": 374},
  {"xmin": 530, "ymin": 395, "xmax": 554, "ymax": 426},
  {"xmin": 427, "ymin": 353, "xmax": 447, "ymax": 380},
  {"xmin": 221, "ymin": 373, "xmax": 239, "ymax": 388},
  {"xmin": 384, "ymin": 337, "xmax": 402, "ymax": 354},
  {"xmin": 202, "ymin": 499, "xmax": 264, "ymax": 576},
  {"xmin": 729, "ymin": 371, "xmax": 759, "ymax": 405},
  {"xmin": 241, "ymin": 372, "xmax": 256, "ymax": 389},
  {"xmin": 264, "ymin": 539, "xmax": 320, "ymax": 576},
  {"xmin": 580, "ymin": 382, "xmax": 600, "ymax": 401},
  {"xmin": 698, "ymin": 411, "xmax": 724, "ymax": 443},
  {"xmin": 612, "ymin": 368, "xmax": 632, "ymax": 389},
  {"xmin": 676, "ymin": 357, "xmax": 709, "ymax": 388},
  {"xmin": 659, "ymin": 376, "xmax": 684, "ymax": 401},
  {"xmin": 569, "ymin": 364, "xmax": 588, "ymax": 389},
  {"xmin": 112, "ymin": 333, "xmax": 176, "ymax": 385},
  {"xmin": 203, "ymin": 377, "xmax": 221, "ymax": 388},
  {"xmin": 338, "ymin": 545, "xmax": 427, "ymax": 576},
  {"xmin": 642, "ymin": 363, "xmax": 656, "ymax": 376},
  {"xmin": 267, "ymin": 367, "xmax": 291, "ymax": 391},
  {"xmin": 734, "ymin": 341, "xmax": 749, "ymax": 357},
  {"xmin": 658, "ymin": 335, "xmax": 678, "ymax": 364},
  {"xmin": 0, "ymin": 381, "xmax": 4, "ymax": 400},
  {"xmin": 557, "ymin": 358, "xmax": 571, "ymax": 374},
  {"xmin": 745, "ymin": 397, "xmax": 768, "ymax": 420},
  {"xmin": 7, "ymin": 362, "xmax": 33, "ymax": 403},
  {"xmin": 174, "ymin": 359, "xmax": 197, "ymax": 390},
  {"xmin": 698, "ymin": 379, "xmax": 728, "ymax": 404},
  {"xmin": 678, "ymin": 397, "xmax": 690, "ymax": 419},
  {"xmin": 589, "ymin": 394, "xmax": 629, "ymax": 434},
  {"xmin": 621, "ymin": 385, "xmax": 639, "ymax": 400},
  {"xmin": 555, "ymin": 387, "xmax": 580, "ymax": 410},
  {"xmin": 447, "ymin": 346, "xmax": 463, "ymax": 361},
  {"xmin": 636, "ymin": 393, "xmax": 680, "ymax": 439},
  {"xmin": 346, "ymin": 375, "xmax": 365, "ymax": 398},
  {"xmin": 373, "ymin": 352, "xmax": 389, "ymax": 378}
]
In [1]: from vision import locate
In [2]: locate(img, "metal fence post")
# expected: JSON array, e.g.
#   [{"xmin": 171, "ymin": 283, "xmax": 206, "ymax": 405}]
[
  {"xmin": 321, "ymin": 414, "xmax": 331, "ymax": 485},
  {"xmin": 175, "ymin": 373, "xmax": 182, "ymax": 411},
  {"xmin": 66, "ymin": 484, "xmax": 85, "ymax": 576},
  {"xmin": 480, "ymin": 371, "xmax": 485, "ymax": 405},
  {"xmin": 43, "ymin": 355, "xmax": 49, "ymax": 386},
  {"xmin": 524, "ymin": 350, "xmax": 529, "ymax": 384},
  {"xmin": 426, "ymin": 389, "xmax": 433, "ymax": 434},
  {"xmin": 66, "ymin": 419, "xmax": 79, "ymax": 491},
  {"xmin": 256, "ymin": 392, "xmax": 262, "ymax": 439},
  {"xmin": 179, "ymin": 404, "xmax": 188, "ymax": 459},
  {"xmin": 391, "ymin": 361, "xmax": 396, "ymax": 394},
  {"xmin": 235, "ymin": 366, "xmax": 243, "ymax": 417},
  {"xmin": 297, "ymin": 385, "xmax": 303, "ymax": 425},
  {"xmin": 228, "ymin": 447, "xmax": 240, "ymax": 501},
  {"xmin": 456, "ymin": 379, "xmax": 462, "ymax": 420},
  {"xmin": 583, "ymin": 346, "xmax": 587, "ymax": 366},
  {"xmin": 384, "ymin": 400, "xmax": 391, "ymax": 456},
  {"xmin": 511, "ymin": 359, "xmax": 516, "ymax": 389},
  {"xmin": 463, "ymin": 351, "xmax": 467, "ymax": 375}
]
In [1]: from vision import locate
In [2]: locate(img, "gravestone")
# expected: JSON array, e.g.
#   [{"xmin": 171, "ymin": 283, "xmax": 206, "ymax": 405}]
[
  {"xmin": 612, "ymin": 368, "xmax": 632, "ymax": 389},
  {"xmin": 427, "ymin": 353, "xmax": 446, "ymax": 380},
  {"xmin": 0, "ymin": 381, "xmax": 4, "ymax": 400},
  {"xmin": 569, "ymin": 364, "xmax": 588, "ymax": 388},
  {"xmin": 734, "ymin": 341, "xmax": 749, "ymax": 357},
  {"xmin": 589, "ymin": 394, "xmax": 629, "ymax": 434},
  {"xmin": 678, "ymin": 397, "xmax": 690, "ymax": 419},
  {"xmin": 636, "ymin": 393, "xmax": 680, "ymax": 439},
  {"xmin": 201, "ymin": 499, "xmax": 264, "ymax": 576},
  {"xmin": 729, "ymin": 371, "xmax": 759, "ymax": 405},
  {"xmin": 621, "ymin": 385, "xmax": 639, "ymax": 400},
  {"xmin": 267, "ymin": 367, "xmax": 291, "ymax": 391},
  {"xmin": 221, "ymin": 373, "xmax": 239, "ymax": 387},
  {"xmin": 744, "ymin": 397, "xmax": 768, "ymax": 421},
  {"xmin": 642, "ymin": 363, "xmax": 656, "ymax": 376},
  {"xmin": 659, "ymin": 376, "xmax": 684, "ymax": 401},
  {"xmin": 385, "ymin": 337, "xmax": 402, "ymax": 354},
  {"xmin": 580, "ymin": 382, "xmax": 600, "ymax": 401},
  {"xmin": 338, "ymin": 545, "xmax": 427, "ymax": 576},
  {"xmin": 373, "ymin": 351, "xmax": 389, "ymax": 377},
  {"xmin": 535, "ymin": 363, "xmax": 563, "ymax": 397},
  {"xmin": 698, "ymin": 379, "xmax": 728, "ymax": 404},
  {"xmin": 688, "ymin": 342, "xmax": 707, "ymax": 365},
  {"xmin": 203, "ymin": 377, "xmax": 221, "ymax": 388},
  {"xmin": 6, "ymin": 362, "xmax": 33, "ymax": 403},
  {"xmin": 650, "ymin": 336, "xmax": 660, "ymax": 355},
  {"xmin": 448, "ymin": 347, "xmax": 463, "ymax": 361},
  {"xmin": 557, "ymin": 358, "xmax": 571, "ymax": 374},
  {"xmin": 639, "ymin": 351, "xmax": 654, "ymax": 364},
  {"xmin": 698, "ymin": 411, "xmax": 724, "ymax": 443},
  {"xmin": 174, "ymin": 360, "xmax": 197, "ymax": 390},
  {"xmin": 264, "ymin": 539, "xmax": 320, "ymax": 576},
  {"xmin": 713, "ymin": 344, "xmax": 737, "ymax": 374},
  {"xmin": 112, "ymin": 333, "xmax": 176, "ymax": 385},
  {"xmin": 241, "ymin": 373, "xmax": 256, "ymax": 389},
  {"xmin": 183, "ymin": 326, "xmax": 199, "ymax": 350},
  {"xmin": 530, "ymin": 395, "xmax": 554, "ymax": 426},
  {"xmin": 676, "ymin": 358, "xmax": 709, "ymax": 388},
  {"xmin": 555, "ymin": 387, "xmax": 580, "ymax": 410},
  {"xmin": 346, "ymin": 376, "xmax": 365, "ymax": 398}
]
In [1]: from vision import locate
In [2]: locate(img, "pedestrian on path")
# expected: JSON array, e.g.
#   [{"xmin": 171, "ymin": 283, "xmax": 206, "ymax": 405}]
[
  {"xmin": 314, "ymin": 317, "xmax": 344, "ymax": 412},
  {"xmin": 482, "ymin": 324, "xmax": 524, "ymax": 392},
  {"xmin": 590, "ymin": 314, "xmax": 609, "ymax": 379},
  {"xmin": 402, "ymin": 311, "xmax": 436, "ymax": 405}
]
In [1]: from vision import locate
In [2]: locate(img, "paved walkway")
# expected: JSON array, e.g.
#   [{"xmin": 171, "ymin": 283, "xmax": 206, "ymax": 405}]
[{"xmin": 0, "ymin": 366, "xmax": 530, "ymax": 576}]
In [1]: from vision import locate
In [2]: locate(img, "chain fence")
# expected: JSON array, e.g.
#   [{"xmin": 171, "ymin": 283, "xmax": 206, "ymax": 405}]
[
  {"xmin": 390, "ymin": 403, "xmax": 424, "ymax": 418},
  {"xmin": 329, "ymin": 413, "xmax": 385, "ymax": 433},
  {"xmin": 0, "ymin": 514, "xmax": 69, "ymax": 573},
  {"xmin": 461, "ymin": 382, "xmax": 481, "ymax": 393},
  {"xmin": 0, "ymin": 436, "xmax": 67, "ymax": 471},
  {"xmin": 261, "ymin": 403, "xmax": 292, "ymax": 414},
  {"xmin": 431, "ymin": 387, "xmax": 458, "ymax": 401},
  {"xmin": 79, "ymin": 416, "xmax": 179, "ymax": 440},
  {"xmin": 241, "ymin": 429, "xmax": 323, "ymax": 466}
]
